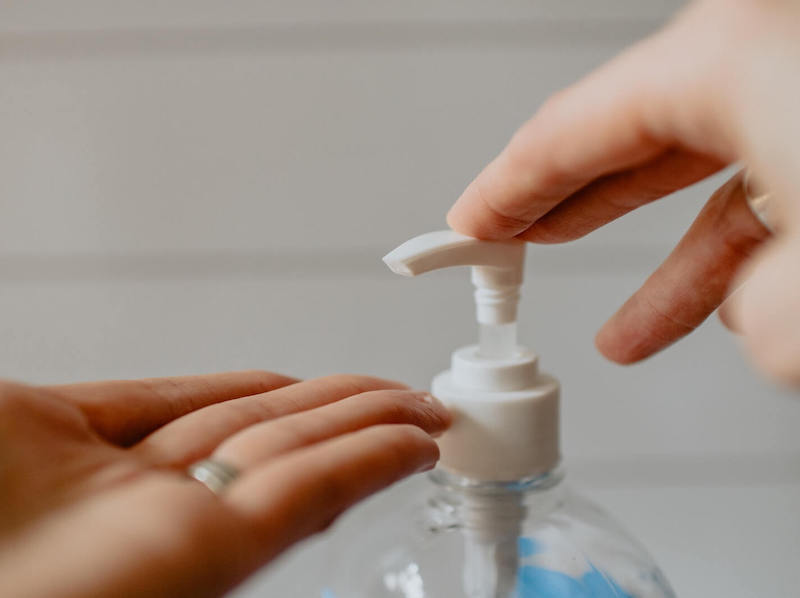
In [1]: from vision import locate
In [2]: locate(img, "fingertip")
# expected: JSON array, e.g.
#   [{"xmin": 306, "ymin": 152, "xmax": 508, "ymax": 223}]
[
  {"xmin": 446, "ymin": 186, "xmax": 491, "ymax": 239},
  {"xmin": 415, "ymin": 431, "xmax": 441, "ymax": 472},
  {"xmin": 356, "ymin": 423, "xmax": 440, "ymax": 476},
  {"xmin": 427, "ymin": 393, "xmax": 453, "ymax": 431},
  {"xmin": 516, "ymin": 220, "xmax": 571, "ymax": 245},
  {"xmin": 394, "ymin": 422, "xmax": 441, "ymax": 457},
  {"xmin": 445, "ymin": 198, "xmax": 472, "ymax": 235},
  {"xmin": 594, "ymin": 318, "xmax": 646, "ymax": 365},
  {"xmin": 448, "ymin": 177, "xmax": 534, "ymax": 240}
]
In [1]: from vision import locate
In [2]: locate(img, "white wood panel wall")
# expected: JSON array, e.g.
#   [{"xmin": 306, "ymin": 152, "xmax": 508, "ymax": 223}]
[{"xmin": 1, "ymin": 3, "xmax": 797, "ymax": 596}]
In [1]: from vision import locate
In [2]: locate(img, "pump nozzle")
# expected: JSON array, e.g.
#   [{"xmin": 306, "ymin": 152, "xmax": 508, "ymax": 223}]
[
  {"xmin": 383, "ymin": 230, "xmax": 524, "ymax": 281},
  {"xmin": 384, "ymin": 230, "xmax": 525, "ymax": 358}
]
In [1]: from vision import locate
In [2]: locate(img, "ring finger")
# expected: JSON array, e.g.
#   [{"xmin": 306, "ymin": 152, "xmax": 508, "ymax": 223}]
[{"xmin": 136, "ymin": 374, "xmax": 410, "ymax": 467}]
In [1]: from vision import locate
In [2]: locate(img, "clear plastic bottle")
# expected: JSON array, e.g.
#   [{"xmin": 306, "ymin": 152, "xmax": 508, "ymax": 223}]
[
  {"xmin": 311, "ymin": 231, "xmax": 677, "ymax": 598},
  {"xmin": 320, "ymin": 467, "xmax": 675, "ymax": 598}
]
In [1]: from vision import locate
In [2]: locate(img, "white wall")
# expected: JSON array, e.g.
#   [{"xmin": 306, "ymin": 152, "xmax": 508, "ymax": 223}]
[{"xmin": 1, "ymin": 2, "xmax": 797, "ymax": 596}]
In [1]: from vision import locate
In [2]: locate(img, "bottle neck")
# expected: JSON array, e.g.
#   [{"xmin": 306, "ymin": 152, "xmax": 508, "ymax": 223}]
[
  {"xmin": 429, "ymin": 465, "xmax": 564, "ymax": 492},
  {"xmin": 425, "ymin": 467, "xmax": 565, "ymax": 596},
  {"xmin": 426, "ymin": 466, "xmax": 565, "ymax": 540}
]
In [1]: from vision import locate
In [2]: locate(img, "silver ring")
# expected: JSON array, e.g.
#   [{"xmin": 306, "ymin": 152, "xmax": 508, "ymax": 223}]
[
  {"xmin": 743, "ymin": 168, "xmax": 774, "ymax": 233},
  {"xmin": 187, "ymin": 459, "xmax": 239, "ymax": 495}
]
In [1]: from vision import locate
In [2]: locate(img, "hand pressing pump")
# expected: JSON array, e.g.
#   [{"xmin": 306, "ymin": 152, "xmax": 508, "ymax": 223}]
[{"xmin": 316, "ymin": 231, "xmax": 676, "ymax": 598}]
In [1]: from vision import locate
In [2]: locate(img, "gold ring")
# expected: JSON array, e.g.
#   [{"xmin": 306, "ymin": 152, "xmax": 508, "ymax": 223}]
[{"xmin": 743, "ymin": 169, "xmax": 774, "ymax": 233}]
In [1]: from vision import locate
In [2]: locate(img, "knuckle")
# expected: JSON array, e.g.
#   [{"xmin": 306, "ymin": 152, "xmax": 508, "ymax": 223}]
[
  {"xmin": 720, "ymin": 230, "xmax": 764, "ymax": 265},
  {"xmin": 641, "ymin": 294, "xmax": 694, "ymax": 335}
]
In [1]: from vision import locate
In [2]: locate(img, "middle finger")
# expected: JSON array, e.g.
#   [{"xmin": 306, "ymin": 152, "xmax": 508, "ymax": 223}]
[{"xmin": 136, "ymin": 374, "xmax": 408, "ymax": 467}]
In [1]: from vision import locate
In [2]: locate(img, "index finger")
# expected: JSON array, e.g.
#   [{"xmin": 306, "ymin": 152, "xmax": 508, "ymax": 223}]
[{"xmin": 447, "ymin": 34, "xmax": 676, "ymax": 240}]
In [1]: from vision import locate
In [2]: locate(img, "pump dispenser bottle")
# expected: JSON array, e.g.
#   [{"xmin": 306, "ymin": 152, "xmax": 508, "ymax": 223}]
[{"xmin": 320, "ymin": 231, "xmax": 676, "ymax": 598}]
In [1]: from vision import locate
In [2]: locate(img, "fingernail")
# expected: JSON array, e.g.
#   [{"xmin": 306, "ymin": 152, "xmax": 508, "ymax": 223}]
[
  {"xmin": 416, "ymin": 460, "xmax": 437, "ymax": 474},
  {"xmin": 417, "ymin": 392, "xmax": 446, "ymax": 410},
  {"xmin": 414, "ymin": 392, "xmax": 452, "ymax": 434},
  {"xmin": 415, "ymin": 449, "xmax": 439, "ymax": 473}
]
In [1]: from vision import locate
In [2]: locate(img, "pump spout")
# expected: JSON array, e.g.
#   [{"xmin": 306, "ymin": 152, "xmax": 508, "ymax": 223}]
[
  {"xmin": 383, "ymin": 230, "xmax": 524, "ymax": 280},
  {"xmin": 383, "ymin": 229, "xmax": 525, "ymax": 329},
  {"xmin": 384, "ymin": 230, "xmax": 525, "ymax": 358}
]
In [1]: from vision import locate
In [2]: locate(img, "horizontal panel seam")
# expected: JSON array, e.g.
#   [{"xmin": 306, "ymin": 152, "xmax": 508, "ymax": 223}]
[
  {"xmin": 0, "ymin": 245, "xmax": 670, "ymax": 281},
  {"xmin": 0, "ymin": 19, "xmax": 663, "ymax": 60}
]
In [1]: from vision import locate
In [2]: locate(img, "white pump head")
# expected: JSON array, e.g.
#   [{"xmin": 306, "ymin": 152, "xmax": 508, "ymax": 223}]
[
  {"xmin": 383, "ymin": 230, "xmax": 525, "ymax": 326},
  {"xmin": 384, "ymin": 230, "xmax": 560, "ymax": 482}
]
